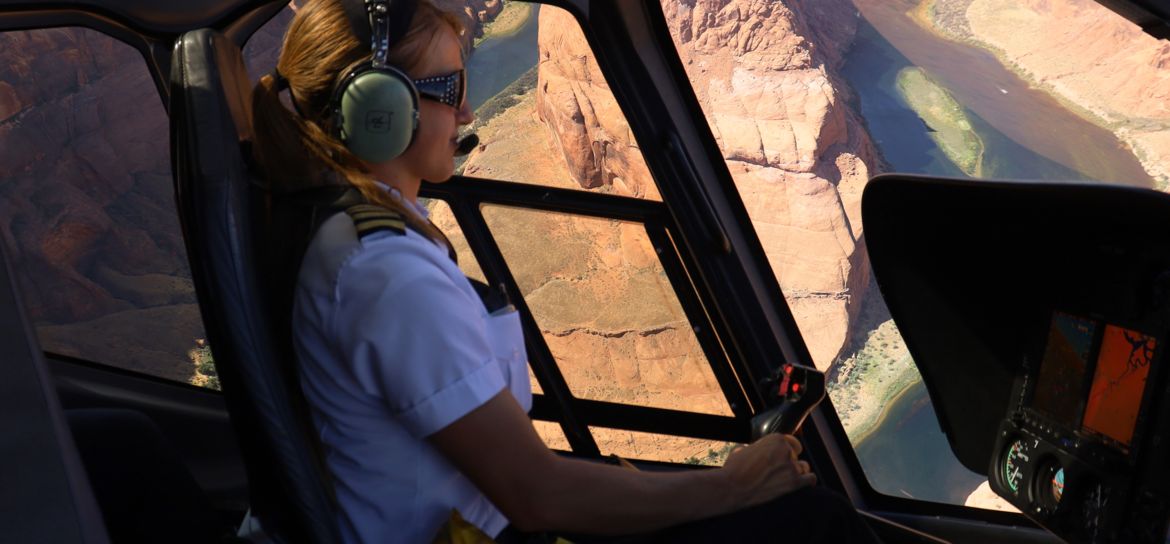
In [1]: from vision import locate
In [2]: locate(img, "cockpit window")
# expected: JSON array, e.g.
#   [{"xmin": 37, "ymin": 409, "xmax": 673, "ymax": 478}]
[
  {"xmin": 243, "ymin": 4, "xmax": 292, "ymax": 83},
  {"xmin": 658, "ymin": 0, "xmax": 1166, "ymax": 509},
  {"xmin": 0, "ymin": 28, "xmax": 212, "ymax": 388},
  {"xmin": 245, "ymin": 1, "xmax": 663, "ymax": 202},
  {"xmin": 459, "ymin": 3, "xmax": 662, "ymax": 200},
  {"xmin": 481, "ymin": 205, "xmax": 732, "ymax": 416}
]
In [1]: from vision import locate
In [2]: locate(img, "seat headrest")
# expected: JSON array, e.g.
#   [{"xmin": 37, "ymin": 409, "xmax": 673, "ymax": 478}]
[{"xmin": 169, "ymin": 28, "xmax": 341, "ymax": 544}]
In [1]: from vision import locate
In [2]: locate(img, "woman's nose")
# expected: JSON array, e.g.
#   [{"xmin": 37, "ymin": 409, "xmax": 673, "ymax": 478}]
[{"xmin": 457, "ymin": 100, "xmax": 475, "ymax": 125}]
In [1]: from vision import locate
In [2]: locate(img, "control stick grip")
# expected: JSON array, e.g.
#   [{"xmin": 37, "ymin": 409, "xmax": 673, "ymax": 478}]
[{"xmin": 750, "ymin": 363, "xmax": 826, "ymax": 440}]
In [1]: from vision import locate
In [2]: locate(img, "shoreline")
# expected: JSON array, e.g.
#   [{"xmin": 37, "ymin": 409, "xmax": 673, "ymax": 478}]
[
  {"xmin": 474, "ymin": 2, "xmax": 533, "ymax": 47},
  {"xmin": 894, "ymin": 66, "xmax": 985, "ymax": 177},
  {"xmin": 455, "ymin": 65, "xmax": 538, "ymax": 173},
  {"xmin": 910, "ymin": 0, "xmax": 1168, "ymax": 188},
  {"xmin": 843, "ymin": 359, "xmax": 920, "ymax": 445},
  {"xmin": 848, "ymin": 369, "xmax": 918, "ymax": 445}
]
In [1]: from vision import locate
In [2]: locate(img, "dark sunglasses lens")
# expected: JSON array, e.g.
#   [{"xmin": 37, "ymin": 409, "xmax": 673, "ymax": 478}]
[
  {"xmin": 457, "ymin": 69, "xmax": 466, "ymax": 108},
  {"xmin": 416, "ymin": 71, "xmax": 465, "ymax": 108}
]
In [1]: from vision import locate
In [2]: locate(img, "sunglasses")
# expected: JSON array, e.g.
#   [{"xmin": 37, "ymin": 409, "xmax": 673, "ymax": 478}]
[{"xmin": 414, "ymin": 69, "xmax": 466, "ymax": 109}]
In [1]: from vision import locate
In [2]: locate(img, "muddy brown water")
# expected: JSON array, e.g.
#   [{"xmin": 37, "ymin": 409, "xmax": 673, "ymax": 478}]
[{"xmin": 848, "ymin": 0, "xmax": 1154, "ymax": 186}]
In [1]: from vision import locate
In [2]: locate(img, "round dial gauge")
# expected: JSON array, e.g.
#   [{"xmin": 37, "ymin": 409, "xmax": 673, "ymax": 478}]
[
  {"xmin": 1051, "ymin": 467, "xmax": 1065, "ymax": 503},
  {"xmin": 1035, "ymin": 458, "xmax": 1065, "ymax": 509},
  {"xmin": 1002, "ymin": 440, "xmax": 1030, "ymax": 495}
]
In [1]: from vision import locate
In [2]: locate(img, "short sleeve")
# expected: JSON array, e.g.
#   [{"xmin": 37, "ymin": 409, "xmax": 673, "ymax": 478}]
[{"xmin": 332, "ymin": 241, "xmax": 506, "ymax": 437}]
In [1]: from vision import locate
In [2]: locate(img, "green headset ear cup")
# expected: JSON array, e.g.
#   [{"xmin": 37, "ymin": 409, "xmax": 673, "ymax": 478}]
[{"xmin": 337, "ymin": 67, "xmax": 419, "ymax": 163}]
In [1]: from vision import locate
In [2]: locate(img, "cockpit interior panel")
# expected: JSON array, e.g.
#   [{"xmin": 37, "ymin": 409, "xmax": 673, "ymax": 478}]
[{"xmin": 864, "ymin": 174, "xmax": 1170, "ymax": 542}]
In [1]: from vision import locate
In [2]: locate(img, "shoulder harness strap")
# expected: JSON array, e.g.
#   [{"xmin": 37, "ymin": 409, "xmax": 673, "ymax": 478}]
[{"xmin": 344, "ymin": 203, "xmax": 406, "ymax": 238}]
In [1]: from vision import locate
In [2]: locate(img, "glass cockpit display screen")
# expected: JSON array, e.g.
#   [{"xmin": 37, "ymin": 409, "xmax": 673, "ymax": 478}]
[
  {"xmin": 1082, "ymin": 325, "xmax": 1156, "ymax": 447},
  {"xmin": 1032, "ymin": 313, "xmax": 1096, "ymax": 427}
]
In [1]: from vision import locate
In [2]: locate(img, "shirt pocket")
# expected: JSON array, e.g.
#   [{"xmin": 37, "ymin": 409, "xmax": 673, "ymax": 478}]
[{"xmin": 484, "ymin": 309, "xmax": 531, "ymax": 411}]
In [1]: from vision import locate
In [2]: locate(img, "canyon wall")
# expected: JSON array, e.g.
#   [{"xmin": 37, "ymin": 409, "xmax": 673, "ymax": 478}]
[
  {"xmin": 0, "ymin": 28, "xmax": 205, "ymax": 380},
  {"xmin": 939, "ymin": 0, "xmax": 1170, "ymax": 186},
  {"xmin": 532, "ymin": 0, "xmax": 882, "ymax": 368},
  {"xmin": 0, "ymin": 2, "xmax": 500, "ymax": 382}
]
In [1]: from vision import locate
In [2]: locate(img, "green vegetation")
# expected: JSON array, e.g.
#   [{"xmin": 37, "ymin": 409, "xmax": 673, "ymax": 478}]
[
  {"xmin": 895, "ymin": 66, "xmax": 985, "ymax": 176},
  {"xmin": 188, "ymin": 339, "xmax": 220, "ymax": 390},
  {"xmin": 825, "ymin": 275, "xmax": 921, "ymax": 444},
  {"xmin": 829, "ymin": 317, "xmax": 921, "ymax": 444},
  {"xmin": 683, "ymin": 442, "xmax": 739, "ymax": 466}
]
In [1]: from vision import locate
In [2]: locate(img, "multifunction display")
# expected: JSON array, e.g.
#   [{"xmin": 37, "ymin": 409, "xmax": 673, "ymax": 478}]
[{"xmin": 1031, "ymin": 313, "xmax": 1156, "ymax": 450}]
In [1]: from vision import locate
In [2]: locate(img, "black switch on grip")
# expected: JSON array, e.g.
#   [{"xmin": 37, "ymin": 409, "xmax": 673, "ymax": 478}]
[{"xmin": 751, "ymin": 363, "xmax": 826, "ymax": 440}]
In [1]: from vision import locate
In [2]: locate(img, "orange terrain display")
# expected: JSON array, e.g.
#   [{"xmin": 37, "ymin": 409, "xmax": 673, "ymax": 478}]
[{"xmin": 1081, "ymin": 325, "xmax": 1157, "ymax": 447}]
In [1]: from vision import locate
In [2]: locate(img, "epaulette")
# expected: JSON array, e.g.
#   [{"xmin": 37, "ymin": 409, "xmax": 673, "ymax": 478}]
[{"xmin": 344, "ymin": 204, "xmax": 406, "ymax": 239}]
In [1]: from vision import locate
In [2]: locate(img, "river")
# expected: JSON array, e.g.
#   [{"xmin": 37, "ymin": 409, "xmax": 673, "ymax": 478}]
[
  {"xmin": 843, "ymin": 0, "xmax": 1156, "ymax": 506},
  {"xmin": 846, "ymin": 0, "xmax": 1153, "ymax": 186},
  {"xmin": 466, "ymin": 5, "xmax": 540, "ymax": 112},
  {"xmin": 467, "ymin": 0, "xmax": 1152, "ymax": 508}
]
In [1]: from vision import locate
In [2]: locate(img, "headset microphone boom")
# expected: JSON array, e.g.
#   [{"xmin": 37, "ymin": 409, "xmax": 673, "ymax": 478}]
[{"xmin": 454, "ymin": 133, "xmax": 478, "ymax": 157}]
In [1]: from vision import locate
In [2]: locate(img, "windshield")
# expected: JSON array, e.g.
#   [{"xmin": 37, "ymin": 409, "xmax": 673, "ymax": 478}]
[
  {"xmin": 202, "ymin": 0, "xmax": 1170, "ymax": 515},
  {"xmin": 3, "ymin": 0, "xmax": 1164, "ymax": 514},
  {"xmin": 656, "ymin": 0, "xmax": 1166, "ymax": 510}
]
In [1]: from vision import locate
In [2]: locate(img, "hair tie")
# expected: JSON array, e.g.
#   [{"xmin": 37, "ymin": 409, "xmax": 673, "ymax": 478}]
[
  {"xmin": 270, "ymin": 68, "xmax": 306, "ymax": 118},
  {"xmin": 270, "ymin": 68, "xmax": 290, "ymax": 91}
]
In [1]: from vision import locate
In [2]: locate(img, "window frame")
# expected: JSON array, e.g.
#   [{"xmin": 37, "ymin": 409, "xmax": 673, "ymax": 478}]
[
  {"xmin": 487, "ymin": 0, "xmax": 1046, "ymax": 529},
  {"xmin": 423, "ymin": 176, "xmax": 752, "ymax": 455},
  {"xmin": 0, "ymin": 20, "xmax": 222, "ymax": 389},
  {"xmin": 0, "ymin": 0, "xmax": 1054, "ymax": 532}
]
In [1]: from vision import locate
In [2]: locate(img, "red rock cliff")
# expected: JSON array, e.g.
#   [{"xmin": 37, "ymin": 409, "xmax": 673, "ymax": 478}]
[
  {"xmin": 534, "ymin": 0, "xmax": 883, "ymax": 368},
  {"xmin": 0, "ymin": 28, "xmax": 187, "ymax": 324}
]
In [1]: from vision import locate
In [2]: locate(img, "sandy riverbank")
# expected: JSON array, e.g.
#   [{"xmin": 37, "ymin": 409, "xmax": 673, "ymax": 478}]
[
  {"xmin": 917, "ymin": 0, "xmax": 1170, "ymax": 188},
  {"xmin": 826, "ymin": 272, "xmax": 922, "ymax": 444},
  {"xmin": 829, "ymin": 319, "xmax": 921, "ymax": 444}
]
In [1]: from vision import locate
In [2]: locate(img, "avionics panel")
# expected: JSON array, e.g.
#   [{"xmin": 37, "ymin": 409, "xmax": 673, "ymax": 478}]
[
  {"xmin": 860, "ymin": 175, "xmax": 1170, "ymax": 544},
  {"xmin": 991, "ymin": 311, "xmax": 1167, "ymax": 543}
]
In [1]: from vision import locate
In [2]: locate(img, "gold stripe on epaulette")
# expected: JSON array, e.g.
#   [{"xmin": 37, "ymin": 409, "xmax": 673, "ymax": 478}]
[
  {"xmin": 345, "ymin": 204, "xmax": 407, "ymax": 238},
  {"xmin": 353, "ymin": 218, "xmax": 406, "ymax": 237}
]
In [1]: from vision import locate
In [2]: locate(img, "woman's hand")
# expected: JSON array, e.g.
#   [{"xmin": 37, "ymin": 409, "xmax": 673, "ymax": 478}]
[
  {"xmin": 718, "ymin": 433, "xmax": 817, "ymax": 508},
  {"xmin": 432, "ymin": 392, "xmax": 818, "ymax": 534}
]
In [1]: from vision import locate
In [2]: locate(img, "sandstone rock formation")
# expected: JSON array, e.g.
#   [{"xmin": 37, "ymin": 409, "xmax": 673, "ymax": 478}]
[
  {"xmin": 0, "ymin": 27, "xmax": 200, "ymax": 380},
  {"xmin": 436, "ymin": 0, "xmax": 503, "ymax": 49},
  {"xmin": 452, "ymin": 0, "xmax": 885, "ymax": 459},
  {"xmin": 948, "ymin": 0, "xmax": 1170, "ymax": 185},
  {"xmin": 0, "ymin": 29, "xmax": 185, "ymax": 320},
  {"xmin": 533, "ymin": 0, "xmax": 882, "ymax": 368},
  {"xmin": 439, "ymin": 89, "xmax": 735, "ymax": 463},
  {"xmin": 0, "ymin": 2, "xmax": 509, "ymax": 383},
  {"xmin": 533, "ymin": 7, "xmax": 658, "ymax": 199}
]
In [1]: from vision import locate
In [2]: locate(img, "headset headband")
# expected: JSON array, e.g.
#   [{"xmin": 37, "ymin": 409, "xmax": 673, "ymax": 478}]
[{"xmin": 342, "ymin": 0, "xmax": 417, "ymax": 67}]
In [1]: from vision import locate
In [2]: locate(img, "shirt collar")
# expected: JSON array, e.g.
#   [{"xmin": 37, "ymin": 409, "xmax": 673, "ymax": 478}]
[{"xmin": 374, "ymin": 181, "xmax": 430, "ymax": 220}]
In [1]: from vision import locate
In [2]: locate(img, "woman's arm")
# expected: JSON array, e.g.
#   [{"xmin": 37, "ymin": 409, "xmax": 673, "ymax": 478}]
[{"xmin": 430, "ymin": 391, "xmax": 816, "ymax": 535}]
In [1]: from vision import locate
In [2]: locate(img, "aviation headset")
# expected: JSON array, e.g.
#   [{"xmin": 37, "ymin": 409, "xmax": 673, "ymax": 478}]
[{"xmin": 332, "ymin": 0, "xmax": 422, "ymax": 163}]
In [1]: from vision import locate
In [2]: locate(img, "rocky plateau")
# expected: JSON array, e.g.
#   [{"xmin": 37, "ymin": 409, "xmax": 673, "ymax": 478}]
[{"xmin": 527, "ymin": 0, "xmax": 883, "ymax": 371}]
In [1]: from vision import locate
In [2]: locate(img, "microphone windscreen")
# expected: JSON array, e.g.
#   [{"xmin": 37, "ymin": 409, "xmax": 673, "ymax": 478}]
[{"xmin": 455, "ymin": 133, "xmax": 479, "ymax": 157}]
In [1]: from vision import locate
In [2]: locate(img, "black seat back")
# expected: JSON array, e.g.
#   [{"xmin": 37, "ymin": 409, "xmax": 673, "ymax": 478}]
[{"xmin": 168, "ymin": 28, "xmax": 340, "ymax": 544}]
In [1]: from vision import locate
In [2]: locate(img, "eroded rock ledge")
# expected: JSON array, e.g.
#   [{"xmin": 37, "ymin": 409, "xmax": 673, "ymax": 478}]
[{"xmin": 532, "ymin": 0, "xmax": 883, "ymax": 368}]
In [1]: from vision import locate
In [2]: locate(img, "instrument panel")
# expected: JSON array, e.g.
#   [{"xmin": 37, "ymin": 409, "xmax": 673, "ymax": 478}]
[{"xmin": 990, "ymin": 312, "xmax": 1169, "ymax": 543}]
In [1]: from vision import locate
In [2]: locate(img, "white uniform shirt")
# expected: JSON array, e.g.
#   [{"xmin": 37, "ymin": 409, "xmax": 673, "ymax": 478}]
[{"xmin": 291, "ymin": 203, "xmax": 531, "ymax": 544}]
